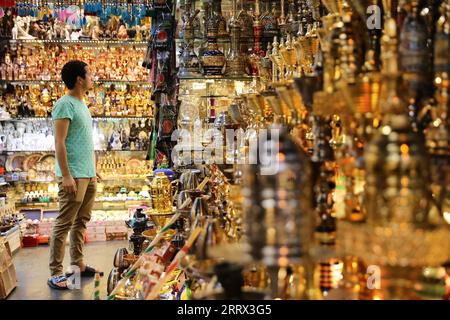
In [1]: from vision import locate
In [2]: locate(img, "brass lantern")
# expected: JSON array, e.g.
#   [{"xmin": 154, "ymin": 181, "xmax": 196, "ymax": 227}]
[{"xmin": 150, "ymin": 172, "xmax": 173, "ymax": 214}]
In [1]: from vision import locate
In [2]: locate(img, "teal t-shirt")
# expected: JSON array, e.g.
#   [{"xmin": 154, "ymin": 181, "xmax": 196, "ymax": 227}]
[{"xmin": 52, "ymin": 95, "xmax": 96, "ymax": 178}]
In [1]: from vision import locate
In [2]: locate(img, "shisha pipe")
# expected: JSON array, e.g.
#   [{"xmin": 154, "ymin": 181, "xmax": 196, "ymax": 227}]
[
  {"xmin": 178, "ymin": 0, "xmax": 201, "ymax": 77},
  {"xmin": 226, "ymin": 0, "xmax": 246, "ymax": 76},
  {"xmin": 278, "ymin": 0, "xmax": 288, "ymax": 34},
  {"xmin": 106, "ymin": 211, "xmax": 183, "ymax": 300},
  {"xmin": 183, "ymin": 0, "xmax": 201, "ymax": 34},
  {"xmin": 252, "ymin": 0, "xmax": 265, "ymax": 57},
  {"xmin": 286, "ymin": 0, "xmax": 298, "ymax": 34}
]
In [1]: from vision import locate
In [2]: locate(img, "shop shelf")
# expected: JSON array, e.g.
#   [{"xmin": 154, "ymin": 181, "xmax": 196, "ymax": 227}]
[
  {"xmin": 175, "ymin": 36, "xmax": 255, "ymax": 44},
  {"xmin": 0, "ymin": 116, "xmax": 153, "ymax": 122},
  {"xmin": 0, "ymin": 150, "xmax": 148, "ymax": 154},
  {"xmin": 177, "ymin": 94, "xmax": 233, "ymax": 98},
  {"xmin": 15, "ymin": 199, "xmax": 151, "ymax": 208},
  {"xmin": 9, "ymin": 39, "xmax": 149, "ymax": 47},
  {"xmin": 0, "ymin": 150, "xmax": 55, "ymax": 154},
  {"xmin": 94, "ymin": 150, "xmax": 149, "ymax": 153},
  {"xmin": 3, "ymin": 176, "xmax": 148, "ymax": 184},
  {"xmin": 178, "ymin": 75, "xmax": 255, "ymax": 81},
  {"xmin": 3, "ymin": 180, "xmax": 55, "ymax": 184},
  {"xmin": 99, "ymin": 176, "xmax": 149, "ymax": 181},
  {"xmin": 0, "ymin": 80, "xmax": 150, "ymax": 86}
]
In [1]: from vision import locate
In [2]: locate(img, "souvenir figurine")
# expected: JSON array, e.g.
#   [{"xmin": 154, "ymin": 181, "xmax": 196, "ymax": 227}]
[
  {"xmin": 92, "ymin": 25, "xmax": 100, "ymax": 40},
  {"xmin": 120, "ymin": 123, "xmax": 130, "ymax": 150},
  {"xmin": 118, "ymin": 24, "xmax": 128, "ymax": 39},
  {"xmin": 109, "ymin": 127, "xmax": 123, "ymax": 151},
  {"xmin": 11, "ymin": 18, "xmax": 18, "ymax": 39},
  {"xmin": 30, "ymin": 21, "xmax": 46, "ymax": 39},
  {"xmin": 65, "ymin": 24, "xmax": 71, "ymax": 40},
  {"xmin": 16, "ymin": 16, "xmax": 36, "ymax": 39},
  {"xmin": 45, "ymin": 21, "xmax": 54, "ymax": 40},
  {"xmin": 135, "ymin": 25, "xmax": 143, "ymax": 42},
  {"xmin": 70, "ymin": 29, "xmax": 82, "ymax": 41}
]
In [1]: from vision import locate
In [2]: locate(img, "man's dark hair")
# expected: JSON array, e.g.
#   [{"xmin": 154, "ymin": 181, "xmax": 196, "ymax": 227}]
[{"xmin": 61, "ymin": 60, "xmax": 88, "ymax": 90}]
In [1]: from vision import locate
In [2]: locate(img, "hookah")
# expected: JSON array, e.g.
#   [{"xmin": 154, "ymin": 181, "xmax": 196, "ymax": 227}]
[
  {"xmin": 247, "ymin": 0, "xmax": 266, "ymax": 77},
  {"xmin": 178, "ymin": 0, "xmax": 201, "ymax": 77},
  {"xmin": 126, "ymin": 207, "xmax": 150, "ymax": 256},
  {"xmin": 252, "ymin": 0, "xmax": 265, "ymax": 57},
  {"xmin": 225, "ymin": 0, "xmax": 245, "ymax": 77},
  {"xmin": 200, "ymin": 0, "xmax": 226, "ymax": 76},
  {"xmin": 278, "ymin": 0, "xmax": 288, "ymax": 35}
]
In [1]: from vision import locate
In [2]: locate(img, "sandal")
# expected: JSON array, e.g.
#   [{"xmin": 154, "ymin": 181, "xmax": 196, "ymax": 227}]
[
  {"xmin": 66, "ymin": 265, "xmax": 104, "ymax": 278},
  {"xmin": 47, "ymin": 276, "xmax": 69, "ymax": 290}
]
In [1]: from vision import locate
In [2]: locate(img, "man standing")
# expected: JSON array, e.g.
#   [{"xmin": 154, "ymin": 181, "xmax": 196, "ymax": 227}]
[{"xmin": 48, "ymin": 60, "xmax": 102, "ymax": 290}]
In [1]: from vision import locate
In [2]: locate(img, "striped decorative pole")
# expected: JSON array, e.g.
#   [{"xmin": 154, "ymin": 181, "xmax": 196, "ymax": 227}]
[
  {"xmin": 145, "ymin": 226, "xmax": 203, "ymax": 300},
  {"xmin": 93, "ymin": 272, "xmax": 101, "ymax": 300}
]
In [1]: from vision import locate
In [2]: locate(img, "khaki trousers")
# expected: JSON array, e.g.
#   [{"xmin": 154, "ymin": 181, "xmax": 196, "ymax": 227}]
[{"xmin": 49, "ymin": 178, "xmax": 97, "ymax": 277}]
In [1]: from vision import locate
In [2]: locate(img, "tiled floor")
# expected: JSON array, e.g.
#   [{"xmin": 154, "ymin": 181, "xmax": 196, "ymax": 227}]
[{"xmin": 8, "ymin": 240, "xmax": 128, "ymax": 300}]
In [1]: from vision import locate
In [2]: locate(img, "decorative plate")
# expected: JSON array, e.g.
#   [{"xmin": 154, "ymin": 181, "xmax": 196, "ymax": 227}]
[
  {"xmin": 8, "ymin": 155, "xmax": 26, "ymax": 172},
  {"xmin": 23, "ymin": 154, "xmax": 42, "ymax": 171},
  {"xmin": 38, "ymin": 154, "xmax": 56, "ymax": 171},
  {"xmin": 126, "ymin": 158, "xmax": 142, "ymax": 171}
]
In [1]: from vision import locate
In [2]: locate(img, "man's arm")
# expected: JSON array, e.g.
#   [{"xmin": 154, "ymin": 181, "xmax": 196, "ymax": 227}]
[{"xmin": 55, "ymin": 119, "xmax": 77, "ymax": 193}]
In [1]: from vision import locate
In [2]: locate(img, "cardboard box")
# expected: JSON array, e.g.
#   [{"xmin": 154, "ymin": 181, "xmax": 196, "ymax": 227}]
[
  {"xmin": 0, "ymin": 239, "xmax": 16, "ymax": 299},
  {"xmin": 4, "ymin": 226, "xmax": 20, "ymax": 254},
  {"xmin": 106, "ymin": 226, "xmax": 128, "ymax": 234},
  {"xmin": 87, "ymin": 226, "xmax": 106, "ymax": 234},
  {"xmin": 0, "ymin": 240, "xmax": 12, "ymax": 271},
  {"xmin": 106, "ymin": 232, "xmax": 128, "ymax": 241},
  {"xmin": 0, "ymin": 263, "xmax": 16, "ymax": 299},
  {"xmin": 38, "ymin": 228, "xmax": 52, "ymax": 236},
  {"xmin": 87, "ymin": 220, "xmax": 105, "ymax": 227},
  {"xmin": 86, "ymin": 233, "xmax": 107, "ymax": 242},
  {"xmin": 22, "ymin": 234, "xmax": 40, "ymax": 247},
  {"xmin": 38, "ymin": 222, "xmax": 54, "ymax": 229},
  {"xmin": 106, "ymin": 220, "xmax": 127, "ymax": 227},
  {"xmin": 86, "ymin": 231, "xmax": 106, "ymax": 237}
]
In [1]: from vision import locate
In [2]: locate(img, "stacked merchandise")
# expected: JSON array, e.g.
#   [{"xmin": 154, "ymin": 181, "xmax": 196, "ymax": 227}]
[
  {"xmin": 0, "ymin": 0, "xmax": 156, "ymax": 240},
  {"xmin": 21, "ymin": 209, "xmax": 45, "ymax": 246},
  {"xmin": 105, "ymin": 220, "xmax": 128, "ymax": 241},
  {"xmin": 86, "ymin": 220, "xmax": 107, "ymax": 242},
  {"xmin": 0, "ymin": 202, "xmax": 20, "ymax": 253},
  {"xmin": 37, "ymin": 217, "xmax": 54, "ymax": 240},
  {"xmin": 0, "ymin": 237, "xmax": 16, "ymax": 299}
]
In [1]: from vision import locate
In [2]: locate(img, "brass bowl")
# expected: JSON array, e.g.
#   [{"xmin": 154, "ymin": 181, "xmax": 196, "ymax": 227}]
[
  {"xmin": 142, "ymin": 228, "xmax": 177, "ymax": 241},
  {"xmin": 146, "ymin": 209, "xmax": 176, "ymax": 229}
]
